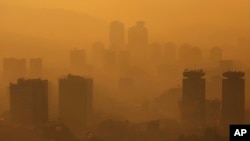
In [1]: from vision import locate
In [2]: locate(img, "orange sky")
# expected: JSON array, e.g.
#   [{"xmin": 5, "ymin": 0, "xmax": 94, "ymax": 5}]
[
  {"xmin": 1, "ymin": 0, "xmax": 250, "ymax": 45},
  {"xmin": 2, "ymin": 0, "xmax": 250, "ymax": 26}
]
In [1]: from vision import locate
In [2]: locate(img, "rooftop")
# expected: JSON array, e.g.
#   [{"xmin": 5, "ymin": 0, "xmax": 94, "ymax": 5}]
[
  {"xmin": 183, "ymin": 69, "xmax": 205, "ymax": 78},
  {"xmin": 223, "ymin": 71, "xmax": 245, "ymax": 78}
]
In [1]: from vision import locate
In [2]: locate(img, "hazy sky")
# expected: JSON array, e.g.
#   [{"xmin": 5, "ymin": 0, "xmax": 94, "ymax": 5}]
[
  {"xmin": 1, "ymin": 0, "xmax": 250, "ymax": 45},
  {"xmin": 2, "ymin": 0, "xmax": 250, "ymax": 26}
]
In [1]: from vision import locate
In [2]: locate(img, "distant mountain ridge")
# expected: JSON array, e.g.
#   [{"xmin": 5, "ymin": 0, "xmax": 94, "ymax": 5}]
[
  {"xmin": 0, "ymin": 4, "xmax": 108, "ymax": 43},
  {"xmin": 0, "ymin": 4, "xmax": 109, "ymax": 65}
]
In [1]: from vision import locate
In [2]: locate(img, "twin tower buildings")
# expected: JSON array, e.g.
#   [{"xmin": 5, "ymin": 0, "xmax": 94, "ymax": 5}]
[
  {"xmin": 9, "ymin": 74, "xmax": 93, "ymax": 129},
  {"xmin": 181, "ymin": 70, "xmax": 245, "ymax": 127}
]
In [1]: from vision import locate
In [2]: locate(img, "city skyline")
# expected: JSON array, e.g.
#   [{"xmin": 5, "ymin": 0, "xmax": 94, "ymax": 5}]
[{"xmin": 1, "ymin": 1, "xmax": 250, "ymax": 140}]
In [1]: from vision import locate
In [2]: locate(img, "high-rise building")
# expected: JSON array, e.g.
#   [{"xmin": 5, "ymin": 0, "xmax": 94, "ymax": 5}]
[
  {"xmin": 70, "ymin": 48, "xmax": 86, "ymax": 74},
  {"xmin": 3, "ymin": 58, "xmax": 27, "ymax": 84},
  {"xmin": 10, "ymin": 78, "xmax": 48, "ymax": 124},
  {"xmin": 109, "ymin": 21, "xmax": 125, "ymax": 52},
  {"xmin": 59, "ymin": 74, "xmax": 93, "ymax": 129},
  {"xmin": 29, "ymin": 58, "xmax": 43, "ymax": 78},
  {"xmin": 222, "ymin": 71, "xmax": 245, "ymax": 125},
  {"xmin": 128, "ymin": 21, "xmax": 148, "ymax": 66},
  {"xmin": 180, "ymin": 70, "xmax": 206, "ymax": 127},
  {"xmin": 128, "ymin": 21, "xmax": 148, "ymax": 48}
]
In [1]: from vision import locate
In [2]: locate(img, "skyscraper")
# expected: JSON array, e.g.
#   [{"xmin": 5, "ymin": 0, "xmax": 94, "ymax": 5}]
[
  {"xmin": 29, "ymin": 58, "xmax": 43, "ymax": 78},
  {"xmin": 222, "ymin": 71, "xmax": 245, "ymax": 125},
  {"xmin": 181, "ymin": 70, "xmax": 206, "ymax": 127},
  {"xmin": 128, "ymin": 21, "xmax": 148, "ymax": 48},
  {"xmin": 109, "ymin": 21, "xmax": 125, "ymax": 52},
  {"xmin": 3, "ymin": 58, "xmax": 27, "ymax": 84},
  {"xmin": 128, "ymin": 21, "xmax": 148, "ymax": 66},
  {"xmin": 59, "ymin": 74, "xmax": 93, "ymax": 129},
  {"xmin": 10, "ymin": 78, "xmax": 48, "ymax": 124}
]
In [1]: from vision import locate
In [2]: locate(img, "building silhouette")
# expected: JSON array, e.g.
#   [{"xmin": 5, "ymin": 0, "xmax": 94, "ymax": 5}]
[
  {"xmin": 10, "ymin": 78, "xmax": 48, "ymax": 124},
  {"xmin": 59, "ymin": 74, "xmax": 93, "ymax": 129},
  {"xmin": 109, "ymin": 21, "xmax": 125, "ymax": 52},
  {"xmin": 222, "ymin": 71, "xmax": 245, "ymax": 125},
  {"xmin": 180, "ymin": 70, "xmax": 206, "ymax": 127},
  {"xmin": 128, "ymin": 21, "xmax": 148, "ymax": 48},
  {"xmin": 3, "ymin": 58, "xmax": 27, "ymax": 84},
  {"xmin": 29, "ymin": 58, "xmax": 43, "ymax": 78},
  {"xmin": 128, "ymin": 21, "xmax": 149, "ymax": 66},
  {"xmin": 70, "ymin": 48, "xmax": 86, "ymax": 74}
]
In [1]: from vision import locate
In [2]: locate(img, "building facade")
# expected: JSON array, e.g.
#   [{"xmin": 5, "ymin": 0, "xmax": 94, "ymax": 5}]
[
  {"xmin": 59, "ymin": 74, "xmax": 93, "ymax": 129},
  {"xmin": 10, "ymin": 78, "xmax": 48, "ymax": 124},
  {"xmin": 222, "ymin": 71, "xmax": 245, "ymax": 125},
  {"xmin": 109, "ymin": 21, "xmax": 125, "ymax": 52},
  {"xmin": 181, "ymin": 70, "xmax": 206, "ymax": 127}
]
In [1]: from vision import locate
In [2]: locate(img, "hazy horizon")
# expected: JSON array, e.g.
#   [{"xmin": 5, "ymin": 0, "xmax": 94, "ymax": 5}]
[
  {"xmin": 2, "ymin": 0, "xmax": 250, "ymax": 45},
  {"xmin": 1, "ymin": 1, "xmax": 250, "ymax": 140}
]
